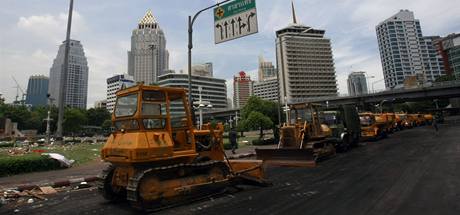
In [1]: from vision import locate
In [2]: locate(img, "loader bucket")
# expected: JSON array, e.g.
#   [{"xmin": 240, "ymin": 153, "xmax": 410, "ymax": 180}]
[{"xmin": 255, "ymin": 148, "xmax": 316, "ymax": 167}]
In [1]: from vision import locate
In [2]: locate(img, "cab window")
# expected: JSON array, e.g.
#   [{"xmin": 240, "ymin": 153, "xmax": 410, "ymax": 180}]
[
  {"xmin": 141, "ymin": 90, "xmax": 166, "ymax": 129},
  {"xmin": 114, "ymin": 93, "xmax": 138, "ymax": 117}
]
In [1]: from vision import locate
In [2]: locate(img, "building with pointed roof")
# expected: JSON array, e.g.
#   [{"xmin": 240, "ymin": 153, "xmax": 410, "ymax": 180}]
[
  {"xmin": 276, "ymin": 1, "xmax": 338, "ymax": 104},
  {"xmin": 128, "ymin": 10, "xmax": 169, "ymax": 85}
]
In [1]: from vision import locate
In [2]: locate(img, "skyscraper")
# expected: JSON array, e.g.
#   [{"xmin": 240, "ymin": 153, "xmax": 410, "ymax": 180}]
[
  {"xmin": 233, "ymin": 71, "xmax": 253, "ymax": 108},
  {"xmin": 48, "ymin": 39, "xmax": 88, "ymax": 109},
  {"xmin": 347, "ymin": 72, "xmax": 368, "ymax": 96},
  {"xmin": 25, "ymin": 75, "xmax": 49, "ymax": 107},
  {"xmin": 258, "ymin": 55, "xmax": 277, "ymax": 81},
  {"xmin": 276, "ymin": 2, "xmax": 338, "ymax": 104},
  {"xmin": 435, "ymin": 33, "xmax": 460, "ymax": 78},
  {"xmin": 128, "ymin": 10, "xmax": 169, "ymax": 85},
  {"xmin": 376, "ymin": 10, "xmax": 445, "ymax": 89}
]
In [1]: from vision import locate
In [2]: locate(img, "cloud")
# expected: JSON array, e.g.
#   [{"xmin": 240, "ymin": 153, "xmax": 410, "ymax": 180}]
[{"xmin": 17, "ymin": 11, "xmax": 87, "ymax": 44}]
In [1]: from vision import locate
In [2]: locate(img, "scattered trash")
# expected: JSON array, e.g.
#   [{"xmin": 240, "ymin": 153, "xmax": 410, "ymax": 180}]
[
  {"xmin": 39, "ymin": 186, "xmax": 57, "ymax": 195},
  {"xmin": 14, "ymin": 209, "xmax": 20, "ymax": 213},
  {"xmin": 31, "ymin": 204, "xmax": 43, "ymax": 209},
  {"xmin": 75, "ymin": 181, "xmax": 91, "ymax": 189},
  {"xmin": 42, "ymin": 153, "xmax": 75, "ymax": 168},
  {"xmin": 27, "ymin": 198, "xmax": 34, "ymax": 204}
]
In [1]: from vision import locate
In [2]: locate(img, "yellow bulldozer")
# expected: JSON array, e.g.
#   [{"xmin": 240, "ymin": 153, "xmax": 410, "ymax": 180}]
[
  {"xmin": 255, "ymin": 103, "xmax": 336, "ymax": 167},
  {"xmin": 98, "ymin": 84, "xmax": 269, "ymax": 211}
]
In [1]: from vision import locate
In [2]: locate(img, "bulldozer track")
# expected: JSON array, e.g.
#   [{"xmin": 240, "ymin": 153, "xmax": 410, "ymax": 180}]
[{"xmin": 124, "ymin": 160, "xmax": 229, "ymax": 211}]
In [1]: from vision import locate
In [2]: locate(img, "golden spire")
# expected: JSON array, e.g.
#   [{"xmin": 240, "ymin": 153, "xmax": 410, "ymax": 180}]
[{"xmin": 139, "ymin": 9, "xmax": 157, "ymax": 26}]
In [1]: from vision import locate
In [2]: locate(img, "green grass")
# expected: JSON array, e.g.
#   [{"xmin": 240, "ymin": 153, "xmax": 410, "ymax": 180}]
[{"xmin": 0, "ymin": 143, "xmax": 103, "ymax": 166}]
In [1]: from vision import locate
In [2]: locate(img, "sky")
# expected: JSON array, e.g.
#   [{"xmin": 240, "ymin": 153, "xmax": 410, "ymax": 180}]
[{"xmin": 0, "ymin": 0, "xmax": 459, "ymax": 107}]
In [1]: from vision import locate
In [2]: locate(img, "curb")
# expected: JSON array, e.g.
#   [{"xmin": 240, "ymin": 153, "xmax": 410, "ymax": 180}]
[
  {"xmin": 228, "ymin": 152, "xmax": 256, "ymax": 159},
  {"xmin": 7, "ymin": 176, "xmax": 99, "ymax": 192}
]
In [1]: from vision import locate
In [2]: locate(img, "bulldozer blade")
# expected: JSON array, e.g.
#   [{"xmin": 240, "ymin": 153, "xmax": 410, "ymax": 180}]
[
  {"xmin": 255, "ymin": 148, "xmax": 317, "ymax": 168},
  {"xmin": 230, "ymin": 174, "xmax": 272, "ymax": 187}
]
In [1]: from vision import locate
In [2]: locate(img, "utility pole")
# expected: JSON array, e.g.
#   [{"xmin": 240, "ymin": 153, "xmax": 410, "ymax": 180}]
[
  {"xmin": 56, "ymin": 0, "xmax": 74, "ymax": 140},
  {"xmin": 187, "ymin": 0, "xmax": 232, "ymax": 126}
]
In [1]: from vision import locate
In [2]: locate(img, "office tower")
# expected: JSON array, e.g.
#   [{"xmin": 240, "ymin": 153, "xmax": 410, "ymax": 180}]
[
  {"xmin": 258, "ymin": 55, "xmax": 277, "ymax": 81},
  {"xmin": 347, "ymin": 72, "xmax": 368, "ymax": 96},
  {"xmin": 128, "ymin": 10, "xmax": 169, "ymax": 85},
  {"xmin": 48, "ymin": 39, "xmax": 88, "ymax": 109},
  {"xmin": 233, "ymin": 71, "xmax": 253, "ymax": 108},
  {"xmin": 25, "ymin": 75, "xmax": 49, "ymax": 106},
  {"xmin": 276, "ymin": 2, "xmax": 337, "ymax": 104},
  {"xmin": 376, "ymin": 10, "xmax": 445, "ymax": 88}
]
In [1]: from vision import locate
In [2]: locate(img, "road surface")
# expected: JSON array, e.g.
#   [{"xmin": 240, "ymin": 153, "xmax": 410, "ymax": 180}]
[{"xmin": 2, "ymin": 124, "xmax": 459, "ymax": 215}]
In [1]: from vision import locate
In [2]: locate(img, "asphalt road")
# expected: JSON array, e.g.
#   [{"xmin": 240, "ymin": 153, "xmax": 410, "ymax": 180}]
[{"xmin": 2, "ymin": 124, "xmax": 459, "ymax": 215}]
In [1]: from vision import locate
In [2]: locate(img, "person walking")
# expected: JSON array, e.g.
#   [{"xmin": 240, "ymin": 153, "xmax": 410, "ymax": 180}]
[
  {"xmin": 229, "ymin": 127, "xmax": 238, "ymax": 154},
  {"xmin": 433, "ymin": 116, "xmax": 439, "ymax": 135}
]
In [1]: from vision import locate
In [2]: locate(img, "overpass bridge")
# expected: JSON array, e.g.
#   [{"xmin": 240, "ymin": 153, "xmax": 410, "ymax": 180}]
[{"xmin": 203, "ymin": 80, "xmax": 460, "ymax": 121}]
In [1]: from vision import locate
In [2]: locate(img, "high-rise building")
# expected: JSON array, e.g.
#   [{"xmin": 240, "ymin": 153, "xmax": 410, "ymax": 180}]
[
  {"xmin": 106, "ymin": 74, "xmax": 135, "ymax": 113},
  {"xmin": 253, "ymin": 77, "xmax": 279, "ymax": 102},
  {"xmin": 276, "ymin": 2, "xmax": 337, "ymax": 104},
  {"xmin": 347, "ymin": 72, "xmax": 368, "ymax": 96},
  {"xmin": 158, "ymin": 72, "xmax": 227, "ymax": 114},
  {"xmin": 435, "ymin": 33, "xmax": 460, "ymax": 78},
  {"xmin": 48, "ymin": 39, "xmax": 89, "ymax": 109},
  {"xmin": 376, "ymin": 10, "xmax": 445, "ymax": 89},
  {"xmin": 258, "ymin": 55, "xmax": 277, "ymax": 81},
  {"xmin": 25, "ymin": 75, "xmax": 49, "ymax": 107},
  {"xmin": 128, "ymin": 10, "xmax": 169, "ymax": 85},
  {"xmin": 233, "ymin": 71, "xmax": 253, "ymax": 108}
]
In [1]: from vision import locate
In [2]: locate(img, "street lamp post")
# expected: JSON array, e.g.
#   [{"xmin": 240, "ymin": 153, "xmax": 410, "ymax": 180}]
[
  {"xmin": 196, "ymin": 86, "xmax": 212, "ymax": 130},
  {"xmin": 149, "ymin": 44, "xmax": 156, "ymax": 84},
  {"xmin": 365, "ymin": 74, "xmax": 375, "ymax": 94},
  {"xmin": 187, "ymin": 0, "xmax": 232, "ymax": 126},
  {"xmin": 372, "ymin": 78, "xmax": 385, "ymax": 93}
]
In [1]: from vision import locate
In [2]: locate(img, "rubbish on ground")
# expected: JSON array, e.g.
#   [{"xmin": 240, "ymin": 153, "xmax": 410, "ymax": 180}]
[
  {"xmin": 25, "ymin": 190, "xmax": 47, "ymax": 200},
  {"xmin": 14, "ymin": 209, "xmax": 19, "ymax": 213},
  {"xmin": 75, "ymin": 181, "xmax": 91, "ymax": 189},
  {"xmin": 39, "ymin": 186, "xmax": 57, "ymax": 195},
  {"xmin": 42, "ymin": 153, "xmax": 75, "ymax": 168},
  {"xmin": 27, "ymin": 198, "xmax": 34, "ymax": 204}
]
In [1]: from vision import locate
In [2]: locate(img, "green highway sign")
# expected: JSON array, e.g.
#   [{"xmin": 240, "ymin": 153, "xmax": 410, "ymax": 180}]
[{"xmin": 213, "ymin": 0, "xmax": 258, "ymax": 44}]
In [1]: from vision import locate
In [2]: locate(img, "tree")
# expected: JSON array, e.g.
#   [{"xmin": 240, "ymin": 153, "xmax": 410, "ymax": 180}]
[
  {"xmin": 63, "ymin": 108, "xmax": 88, "ymax": 136},
  {"xmin": 86, "ymin": 108, "xmax": 111, "ymax": 127},
  {"xmin": 240, "ymin": 96, "xmax": 278, "ymax": 139},
  {"xmin": 242, "ymin": 111, "xmax": 273, "ymax": 139}
]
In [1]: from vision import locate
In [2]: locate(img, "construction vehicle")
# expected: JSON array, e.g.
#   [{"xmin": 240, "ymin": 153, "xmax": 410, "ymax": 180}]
[
  {"xmin": 320, "ymin": 105, "xmax": 361, "ymax": 152},
  {"xmin": 423, "ymin": 114, "xmax": 434, "ymax": 125},
  {"xmin": 255, "ymin": 103, "xmax": 336, "ymax": 167},
  {"xmin": 374, "ymin": 113, "xmax": 396, "ymax": 133},
  {"xmin": 98, "ymin": 84, "xmax": 268, "ymax": 211},
  {"xmin": 395, "ymin": 113, "xmax": 411, "ymax": 130},
  {"xmin": 359, "ymin": 112, "xmax": 387, "ymax": 140}
]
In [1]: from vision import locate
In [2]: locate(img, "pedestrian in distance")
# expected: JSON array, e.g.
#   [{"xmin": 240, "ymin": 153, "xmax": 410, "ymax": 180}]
[
  {"xmin": 432, "ymin": 116, "xmax": 439, "ymax": 135},
  {"xmin": 229, "ymin": 127, "xmax": 238, "ymax": 154}
]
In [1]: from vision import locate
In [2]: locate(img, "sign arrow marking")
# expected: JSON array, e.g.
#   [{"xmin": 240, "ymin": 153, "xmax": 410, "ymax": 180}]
[
  {"xmin": 216, "ymin": 23, "xmax": 223, "ymax": 39},
  {"xmin": 231, "ymin": 19, "xmax": 236, "ymax": 36},
  {"xmin": 247, "ymin": 12, "xmax": 256, "ymax": 32},
  {"xmin": 224, "ymin": 21, "xmax": 228, "ymax": 38},
  {"xmin": 237, "ymin": 17, "xmax": 246, "ymax": 34}
]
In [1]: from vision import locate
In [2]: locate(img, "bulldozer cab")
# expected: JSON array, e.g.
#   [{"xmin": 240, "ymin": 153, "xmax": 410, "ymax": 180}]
[{"xmin": 102, "ymin": 84, "xmax": 199, "ymax": 164}]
